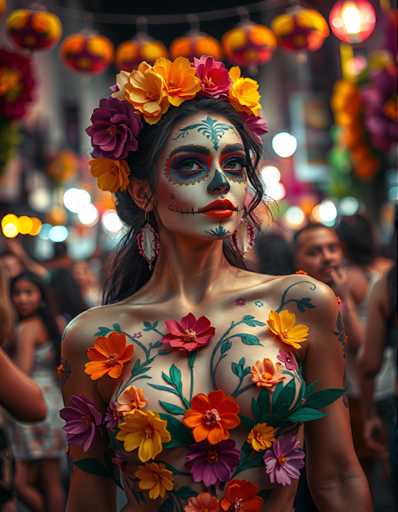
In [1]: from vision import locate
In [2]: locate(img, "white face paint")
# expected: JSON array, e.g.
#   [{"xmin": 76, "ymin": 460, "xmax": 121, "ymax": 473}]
[{"xmin": 154, "ymin": 112, "xmax": 249, "ymax": 240}]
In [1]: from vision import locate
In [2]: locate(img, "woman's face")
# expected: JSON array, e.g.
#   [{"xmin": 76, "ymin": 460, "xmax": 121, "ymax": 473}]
[
  {"xmin": 12, "ymin": 279, "xmax": 42, "ymax": 317},
  {"xmin": 154, "ymin": 112, "xmax": 249, "ymax": 240}
]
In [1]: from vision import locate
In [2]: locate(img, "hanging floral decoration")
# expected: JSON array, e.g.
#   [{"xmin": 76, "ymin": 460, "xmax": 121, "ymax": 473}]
[
  {"xmin": 271, "ymin": 7, "xmax": 329, "ymax": 52},
  {"xmin": 47, "ymin": 149, "xmax": 79, "ymax": 184},
  {"xmin": 60, "ymin": 33, "xmax": 114, "ymax": 74},
  {"xmin": 6, "ymin": 8, "xmax": 62, "ymax": 52},
  {"xmin": 116, "ymin": 35, "xmax": 168, "ymax": 72},
  {"xmin": 222, "ymin": 22, "xmax": 276, "ymax": 68},
  {"xmin": 170, "ymin": 31, "xmax": 222, "ymax": 60},
  {"xmin": 329, "ymin": 0, "xmax": 376, "ymax": 44}
]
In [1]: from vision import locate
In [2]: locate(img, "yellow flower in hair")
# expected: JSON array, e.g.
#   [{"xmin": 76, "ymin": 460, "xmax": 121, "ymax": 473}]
[
  {"xmin": 89, "ymin": 157, "xmax": 130, "ymax": 193},
  {"xmin": 154, "ymin": 56, "xmax": 201, "ymax": 107},
  {"xmin": 122, "ymin": 61, "xmax": 169, "ymax": 125},
  {"xmin": 228, "ymin": 66, "xmax": 261, "ymax": 117},
  {"xmin": 267, "ymin": 309, "xmax": 309, "ymax": 349}
]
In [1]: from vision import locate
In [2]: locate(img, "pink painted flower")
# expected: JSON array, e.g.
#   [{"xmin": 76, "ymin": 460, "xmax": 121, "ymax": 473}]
[
  {"xmin": 185, "ymin": 492, "xmax": 219, "ymax": 511},
  {"xmin": 277, "ymin": 350, "xmax": 298, "ymax": 371},
  {"xmin": 60, "ymin": 394, "xmax": 103, "ymax": 452},
  {"xmin": 162, "ymin": 313, "xmax": 215, "ymax": 353},
  {"xmin": 241, "ymin": 113, "xmax": 268, "ymax": 144},
  {"xmin": 263, "ymin": 434, "xmax": 305, "ymax": 486},
  {"xmin": 194, "ymin": 56, "xmax": 231, "ymax": 99}
]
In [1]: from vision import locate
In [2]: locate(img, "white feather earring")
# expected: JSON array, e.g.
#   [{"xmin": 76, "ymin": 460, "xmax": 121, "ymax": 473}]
[
  {"xmin": 136, "ymin": 212, "xmax": 159, "ymax": 270},
  {"xmin": 232, "ymin": 216, "xmax": 256, "ymax": 256}
]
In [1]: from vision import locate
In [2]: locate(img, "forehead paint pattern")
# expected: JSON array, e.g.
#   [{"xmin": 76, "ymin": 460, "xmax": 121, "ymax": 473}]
[{"xmin": 173, "ymin": 116, "xmax": 234, "ymax": 151}]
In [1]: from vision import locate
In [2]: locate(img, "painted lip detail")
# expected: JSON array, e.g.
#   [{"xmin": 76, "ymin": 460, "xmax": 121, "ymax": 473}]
[{"xmin": 198, "ymin": 199, "xmax": 237, "ymax": 219}]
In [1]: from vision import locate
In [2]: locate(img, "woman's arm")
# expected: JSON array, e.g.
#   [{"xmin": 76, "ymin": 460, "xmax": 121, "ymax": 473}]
[{"xmin": 302, "ymin": 282, "xmax": 372, "ymax": 511}]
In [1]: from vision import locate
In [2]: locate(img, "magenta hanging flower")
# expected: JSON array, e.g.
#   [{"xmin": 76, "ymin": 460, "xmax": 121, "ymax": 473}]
[
  {"xmin": 86, "ymin": 97, "xmax": 142, "ymax": 160},
  {"xmin": 194, "ymin": 56, "xmax": 231, "ymax": 99},
  {"xmin": 104, "ymin": 401, "xmax": 120, "ymax": 431},
  {"xmin": 277, "ymin": 350, "xmax": 298, "ymax": 371},
  {"xmin": 241, "ymin": 113, "xmax": 268, "ymax": 143},
  {"xmin": 263, "ymin": 434, "xmax": 305, "ymax": 486},
  {"xmin": 185, "ymin": 439, "xmax": 240, "ymax": 487},
  {"xmin": 162, "ymin": 313, "xmax": 215, "ymax": 353},
  {"xmin": 60, "ymin": 393, "xmax": 103, "ymax": 452}
]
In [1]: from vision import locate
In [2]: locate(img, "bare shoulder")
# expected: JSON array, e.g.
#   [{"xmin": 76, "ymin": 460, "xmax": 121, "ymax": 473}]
[{"xmin": 17, "ymin": 317, "xmax": 42, "ymax": 338}]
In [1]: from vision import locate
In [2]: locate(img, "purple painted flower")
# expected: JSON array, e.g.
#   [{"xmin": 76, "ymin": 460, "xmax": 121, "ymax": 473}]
[
  {"xmin": 104, "ymin": 401, "xmax": 120, "ymax": 431},
  {"xmin": 86, "ymin": 97, "xmax": 142, "ymax": 160},
  {"xmin": 277, "ymin": 350, "xmax": 298, "ymax": 371},
  {"xmin": 60, "ymin": 393, "xmax": 103, "ymax": 452},
  {"xmin": 185, "ymin": 439, "xmax": 240, "ymax": 487},
  {"xmin": 263, "ymin": 434, "xmax": 305, "ymax": 486},
  {"xmin": 193, "ymin": 56, "xmax": 231, "ymax": 99},
  {"xmin": 241, "ymin": 113, "xmax": 268, "ymax": 144}
]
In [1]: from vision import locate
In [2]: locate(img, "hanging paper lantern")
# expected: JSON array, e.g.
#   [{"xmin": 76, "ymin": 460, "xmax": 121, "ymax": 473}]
[
  {"xmin": 0, "ymin": 1, "xmax": 7, "ymax": 17},
  {"xmin": 60, "ymin": 33, "xmax": 113, "ymax": 74},
  {"xmin": 329, "ymin": 1, "xmax": 376, "ymax": 44},
  {"xmin": 116, "ymin": 36, "xmax": 167, "ymax": 71},
  {"xmin": 222, "ymin": 22, "xmax": 276, "ymax": 67},
  {"xmin": 6, "ymin": 9, "xmax": 62, "ymax": 52},
  {"xmin": 170, "ymin": 31, "xmax": 222, "ymax": 60},
  {"xmin": 271, "ymin": 8, "xmax": 329, "ymax": 52}
]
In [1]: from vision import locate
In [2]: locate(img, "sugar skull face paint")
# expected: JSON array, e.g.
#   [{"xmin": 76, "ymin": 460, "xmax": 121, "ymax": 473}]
[{"xmin": 154, "ymin": 112, "xmax": 248, "ymax": 240}]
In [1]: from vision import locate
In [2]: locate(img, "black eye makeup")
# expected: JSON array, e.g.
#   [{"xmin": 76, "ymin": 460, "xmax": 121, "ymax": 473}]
[
  {"xmin": 165, "ymin": 153, "xmax": 212, "ymax": 185},
  {"xmin": 221, "ymin": 152, "xmax": 247, "ymax": 182}
]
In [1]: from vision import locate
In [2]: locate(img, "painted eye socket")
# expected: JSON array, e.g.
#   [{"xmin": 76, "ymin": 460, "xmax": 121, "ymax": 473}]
[
  {"xmin": 172, "ymin": 158, "xmax": 208, "ymax": 175},
  {"xmin": 223, "ymin": 157, "xmax": 247, "ymax": 174}
]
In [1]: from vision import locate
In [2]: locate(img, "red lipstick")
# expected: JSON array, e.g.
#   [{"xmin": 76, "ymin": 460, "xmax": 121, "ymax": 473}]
[{"xmin": 198, "ymin": 199, "xmax": 237, "ymax": 219}]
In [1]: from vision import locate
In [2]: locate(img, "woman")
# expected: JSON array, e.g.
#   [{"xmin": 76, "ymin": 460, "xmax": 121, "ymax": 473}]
[
  {"xmin": 9, "ymin": 272, "xmax": 66, "ymax": 512},
  {"xmin": 61, "ymin": 56, "xmax": 371, "ymax": 511}
]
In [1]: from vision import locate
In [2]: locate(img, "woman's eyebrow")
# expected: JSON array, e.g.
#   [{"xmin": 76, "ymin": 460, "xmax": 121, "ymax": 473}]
[
  {"xmin": 169, "ymin": 145, "xmax": 210, "ymax": 158},
  {"xmin": 221, "ymin": 144, "xmax": 245, "ymax": 154}
]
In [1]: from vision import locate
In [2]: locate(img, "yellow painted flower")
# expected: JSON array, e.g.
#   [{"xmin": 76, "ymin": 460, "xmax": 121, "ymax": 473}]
[
  {"xmin": 251, "ymin": 358, "xmax": 285, "ymax": 390},
  {"xmin": 267, "ymin": 310, "xmax": 309, "ymax": 349},
  {"xmin": 228, "ymin": 66, "xmax": 261, "ymax": 117},
  {"xmin": 153, "ymin": 56, "xmax": 201, "ymax": 107},
  {"xmin": 116, "ymin": 385, "xmax": 147, "ymax": 415},
  {"xmin": 247, "ymin": 422, "xmax": 276, "ymax": 451},
  {"xmin": 116, "ymin": 409, "xmax": 171, "ymax": 462},
  {"xmin": 89, "ymin": 158, "xmax": 130, "ymax": 193},
  {"xmin": 122, "ymin": 61, "xmax": 169, "ymax": 124},
  {"xmin": 135, "ymin": 462, "xmax": 174, "ymax": 500}
]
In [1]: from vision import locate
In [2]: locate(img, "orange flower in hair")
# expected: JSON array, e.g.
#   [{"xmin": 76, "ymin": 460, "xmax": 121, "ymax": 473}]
[
  {"xmin": 89, "ymin": 157, "xmax": 130, "ymax": 192},
  {"xmin": 228, "ymin": 66, "xmax": 261, "ymax": 117},
  {"xmin": 154, "ymin": 56, "xmax": 201, "ymax": 107}
]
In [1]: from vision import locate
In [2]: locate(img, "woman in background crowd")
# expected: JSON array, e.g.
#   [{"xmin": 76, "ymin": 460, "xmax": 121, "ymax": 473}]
[{"xmin": 72, "ymin": 260, "xmax": 102, "ymax": 307}]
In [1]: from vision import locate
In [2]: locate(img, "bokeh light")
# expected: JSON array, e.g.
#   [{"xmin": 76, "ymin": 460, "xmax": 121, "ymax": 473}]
[
  {"xmin": 102, "ymin": 209, "xmax": 123, "ymax": 233},
  {"xmin": 63, "ymin": 188, "xmax": 91, "ymax": 213},
  {"xmin": 78, "ymin": 204, "xmax": 99, "ymax": 226},
  {"xmin": 272, "ymin": 132, "xmax": 297, "ymax": 158}
]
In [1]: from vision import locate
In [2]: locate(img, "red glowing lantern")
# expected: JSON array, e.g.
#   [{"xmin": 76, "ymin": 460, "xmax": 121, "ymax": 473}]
[
  {"xmin": 271, "ymin": 7, "xmax": 329, "ymax": 52},
  {"xmin": 116, "ymin": 36, "xmax": 167, "ymax": 71},
  {"xmin": 222, "ymin": 22, "xmax": 276, "ymax": 67},
  {"xmin": 170, "ymin": 31, "xmax": 222, "ymax": 60},
  {"xmin": 6, "ymin": 8, "xmax": 62, "ymax": 52},
  {"xmin": 60, "ymin": 33, "xmax": 113, "ymax": 74},
  {"xmin": 329, "ymin": 1, "xmax": 376, "ymax": 43}
]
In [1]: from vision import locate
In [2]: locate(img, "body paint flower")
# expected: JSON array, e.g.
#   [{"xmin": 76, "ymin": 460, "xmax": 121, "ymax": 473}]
[
  {"xmin": 154, "ymin": 56, "xmax": 201, "ymax": 107},
  {"xmin": 185, "ymin": 492, "xmax": 219, "ymax": 512},
  {"xmin": 263, "ymin": 434, "xmax": 305, "ymax": 486},
  {"xmin": 228, "ymin": 66, "xmax": 261, "ymax": 117},
  {"xmin": 89, "ymin": 157, "xmax": 130, "ymax": 193},
  {"xmin": 84, "ymin": 331, "xmax": 134, "ymax": 381},
  {"xmin": 220, "ymin": 479, "xmax": 263, "ymax": 511},
  {"xmin": 162, "ymin": 313, "xmax": 215, "ymax": 353},
  {"xmin": 116, "ymin": 385, "xmax": 147, "ymax": 415},
  {"xmin": 135, "ymin": 462, "xmax": 174, "ymax": 499},
  {"xmin": 193, "ymin": 56, "xmax": 231, "ymax": 99},
  {"xmin": 251, "ymin": 358, "xmax": 285, "ymax": 390},
  {"xmin": 185, "ymin": 439, "xmax": 240, "ymax": 487},
  {"xmin": 247, "ymin": 423, "xmax": 276, "ymax": 452},
  {"xmin": 277, "ymin": 350, "xmax": 298, "ymax": 371},
  {"xmin": 116, "ymin": 409, "xmax": 171, "ymax": 462},
  {"xmin": 60, "ymin": 394, "xmax": 102, "ymax": 452},
  {"xmin": 183, "ymin": 390, "xmax": 240, "ymax": 445},
  {"xmin": 267, "ymin": 310, "xmax": 309, "ymax": 349},
  {"xmin": 104, "ymin": 401, "xmax": 120, "ymax": 430}
]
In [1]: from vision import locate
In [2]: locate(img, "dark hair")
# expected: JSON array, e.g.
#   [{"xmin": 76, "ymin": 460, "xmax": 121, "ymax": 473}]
[
  {"xmin": 292, "ymin": 223, "xmax": 335, "ymax": 251},
  {"xmin": 256, "ymin": 232, "xmax": 294, "ymax": 275},
  {"xmin": 49, "ymin": 268, "xmax": 88, "ymax": 320},
  {"xmin": 103, "ymin": 97, "xmax": 264, "ymax": 304},
  {"xmin": 335, "ymin": 214, "xmax": 376, "ymax": 266},
  {"xmin": 10, "ymin": 272, "xmax": 62, "ymax": 367}
]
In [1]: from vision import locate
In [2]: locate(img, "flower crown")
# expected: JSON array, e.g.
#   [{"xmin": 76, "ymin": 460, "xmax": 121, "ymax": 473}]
[{"xmin": 86, "ymin": 55, "xmax": 268, "ymax": 193}]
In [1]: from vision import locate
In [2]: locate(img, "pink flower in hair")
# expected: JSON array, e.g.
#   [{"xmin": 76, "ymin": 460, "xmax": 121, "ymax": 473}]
[
  {"xmin": 194, "ymin": 56, "xmax": 231, "ymax": 99},
  {"xmin": 241, "ymin": 112, "xmax": 268, "ymax": 143}
]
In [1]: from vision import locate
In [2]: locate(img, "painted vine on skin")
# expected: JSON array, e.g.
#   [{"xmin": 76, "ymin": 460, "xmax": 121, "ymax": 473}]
[{"xmin": 173, "ymin": 116, "xmax": 234, "ymax": 151}]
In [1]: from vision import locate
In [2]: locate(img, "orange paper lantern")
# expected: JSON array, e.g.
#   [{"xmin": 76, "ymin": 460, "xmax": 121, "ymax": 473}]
[
  {"xmin": 0, "ymin": 1, "xmax": 7, "ymax": 17},
  {"xmin": 60, "ymin": 33, "xmax": 113, "ymax": 74},
  {"xmin": 116, "ymin": 36, "xmax": 167, "ymax": 71},
  {"xmin": 170, "ymin": 31, "xmax": 222, "ymax": 60},
  {"xmin": 222, "ymin": 22, "xmax": 276, "ymax": 67},
  {"xmin": 329, "ymin": 1, "xmax": 376, "ymax": 44},
  {"xmin": 6, "ymin": 8, "xmax": 62, "ymax": 51}
]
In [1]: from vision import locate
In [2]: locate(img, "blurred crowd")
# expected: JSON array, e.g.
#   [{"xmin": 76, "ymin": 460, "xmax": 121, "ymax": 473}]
[{"xmin": 0, "ymin": 211, "xmax": 396, "ymax": 511}]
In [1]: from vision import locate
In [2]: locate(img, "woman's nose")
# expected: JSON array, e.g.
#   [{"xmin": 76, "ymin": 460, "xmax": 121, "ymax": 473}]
[{"xmin": 207, "ymin": 168, "xmax": 231, "ymax": 195}]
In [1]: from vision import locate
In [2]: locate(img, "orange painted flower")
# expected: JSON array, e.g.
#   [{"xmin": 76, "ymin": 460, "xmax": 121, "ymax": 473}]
[
  {"xmin": 267, "ymin": 309, "xmax": 309, "ymax": 349},
  {"xmin": 228, "ymin": 66, "xmax": 261, "ymax": 117},
  {"xmin": 84, "ymin": 331, "xmax": 134, "ymax": 381},
  {"xmin": 251, "ymin": 358, "xmax": 285, "ymax": 390},
  {"xmin": 247, "ymin": 422, "xmax": 276, "ymax": 451},
  {"xmin": 89, "ymin": 157, "xmax": 130, "ymax": 193},
  {"xmin": 220, "ymin": 479, "xmax": 263, "ymax": 511},
  {"xmin": 185, "ymin": 492, "xmax": 219, "ymax": 511},
  {"xmin": 154, "ymin": 56, "xmax": 201, "ymax": 107},
  {"xmin": 116, "ymin": 385, "xmax": 147, "ymax": 415},
  {"xmin": 135, "ymin": 462, "xmax": 174, "ymax": 499},
  {"xmin": 183, "ymin": 390, "xmax": 240, "ymax": 445}
]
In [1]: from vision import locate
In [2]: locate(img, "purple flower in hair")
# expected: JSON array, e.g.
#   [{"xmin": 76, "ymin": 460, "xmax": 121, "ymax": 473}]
[
  {"xmin": 263, "ymin": 434, "xmax": 305, "ymax": 486},
  {"xmin": 241, "ymin": 113, "xmax": 268, "ymax": 143},
  {"xmin": 86, "ymin": 97, "xmax": 142, "ymax": 160},
  {"xmin": 60, "ymin": 393, "xmax": 103, "ymax": 452}
]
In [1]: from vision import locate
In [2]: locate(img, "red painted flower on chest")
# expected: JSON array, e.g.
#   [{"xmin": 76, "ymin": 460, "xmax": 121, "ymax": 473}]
[{"xmin": 162, "ymin": 313, "xmax": 215, "ymax": 353}]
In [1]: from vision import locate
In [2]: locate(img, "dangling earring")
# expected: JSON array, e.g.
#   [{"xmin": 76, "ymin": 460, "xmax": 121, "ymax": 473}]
[
  {"xmin": 136, "ymin": 211, "xmax": 159, "ymax": 270},
  {"xmin": 232, "ymin": 215, "xmax": 256, "ymax": 257}
]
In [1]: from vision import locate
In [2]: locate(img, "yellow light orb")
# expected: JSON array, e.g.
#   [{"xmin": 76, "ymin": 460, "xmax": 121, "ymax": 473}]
[
  {"xmin": 18, "ymin": 215, "xmax": 33, "ymax": 235},
  {"xmin": 1, "ymin": 213, "xmax": 18, "ymax": 228},
  {"xmin": 29, "ymin": 217, "xmax": 42, "ymax": 236},
  {"xmin": 2, "ymin": 221, "xmax": 19, "ymax": 238}
]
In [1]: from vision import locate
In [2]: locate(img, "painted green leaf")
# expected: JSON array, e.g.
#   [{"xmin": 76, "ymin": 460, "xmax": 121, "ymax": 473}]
[
  {"xmin": 170, "ymin": 364, "xmax": 182, "ymax": 392},
  {"xmin": 160, "ymin": 413, "xmax": 193, "ymax": 448},
  {"xmin": 251, "ymin": 396, "xmax": 261, "ymax": 420},
  {"xmin": 258, "ymin": 489, "xmax": 272, "ymax": 501},
  {"xmin": 305, "ymin": 380, "xmax": 319, "ymax": 398},
  {"xmin": 296, "ymin": 297, "xmax": 315, "ymax": 312},
  {"xmin": 159, "ymin": 401, "xmax": 185, "ymax": 415},
  {"xmin": 95, "ymin": 326, "xmax": 111, "ymax": 337},
  {"xmin": 272, "ymin": 379, "xmax": 296, "ymax": 417},
  {"xmin": 112, "ymin": 323, "xmax": 121, "ymax": 332},
  {"xmin": 161, "ymin": 372, "xmax": 173, "ymax": 386},
  {"xmin": 305, "ymin": 388, "xmax": 344, "ymax": 409},
  {"xmin": 151, "ymin": 340, "xmax": 163, "ymax": 349},
  {"xmin": 238, "ymin": 334, "xmax": 262, "ymax": 346},
  {"xmin": 158, "ymin": 495, "xmax": 174, "ymax": 512},
  {"xmin": 257, "ymin": 389, "xmax": 270, "ymax": 419},
  {"xmin": 188, "ymin": 352, "xmax": 196, "ymax": 369},
  {"xmin": 239, "ymin": 414, "xmax": 255, "ymax": 430},
  {"xmin": 231, "ymin": 361, "xmax": 243, "ymax": 379},
  {"xmin": 288, "ymin": 407, "xmax": 326, "ymax": 422},
  {"xmin": 74, "ymin": 458, "xmax": 112, "ymax": 478},
  {"xmin": 143, "ymin": 321, "xmax": 159, "ymax": 331},
  {"xmin": 242, "ymin": 315, "xmax": 266, "ymax": 327},
  {"xmin": 131, "ymin": 359, "xmax": 151, "ymax": 378},
  {"xmin": 176, "ymin": 486, "xmax": 197, "ymax": 499},
  {"xmin": 221, "ymin": 340, "xmax": 232, "ymax": 354},
  {"xmin": 148, "ymin": 384, "xmax": 180, "ymax": 397},
  {"xmin": 238, "ymin": 357, "xmax": 246, "ymax": 366}
]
